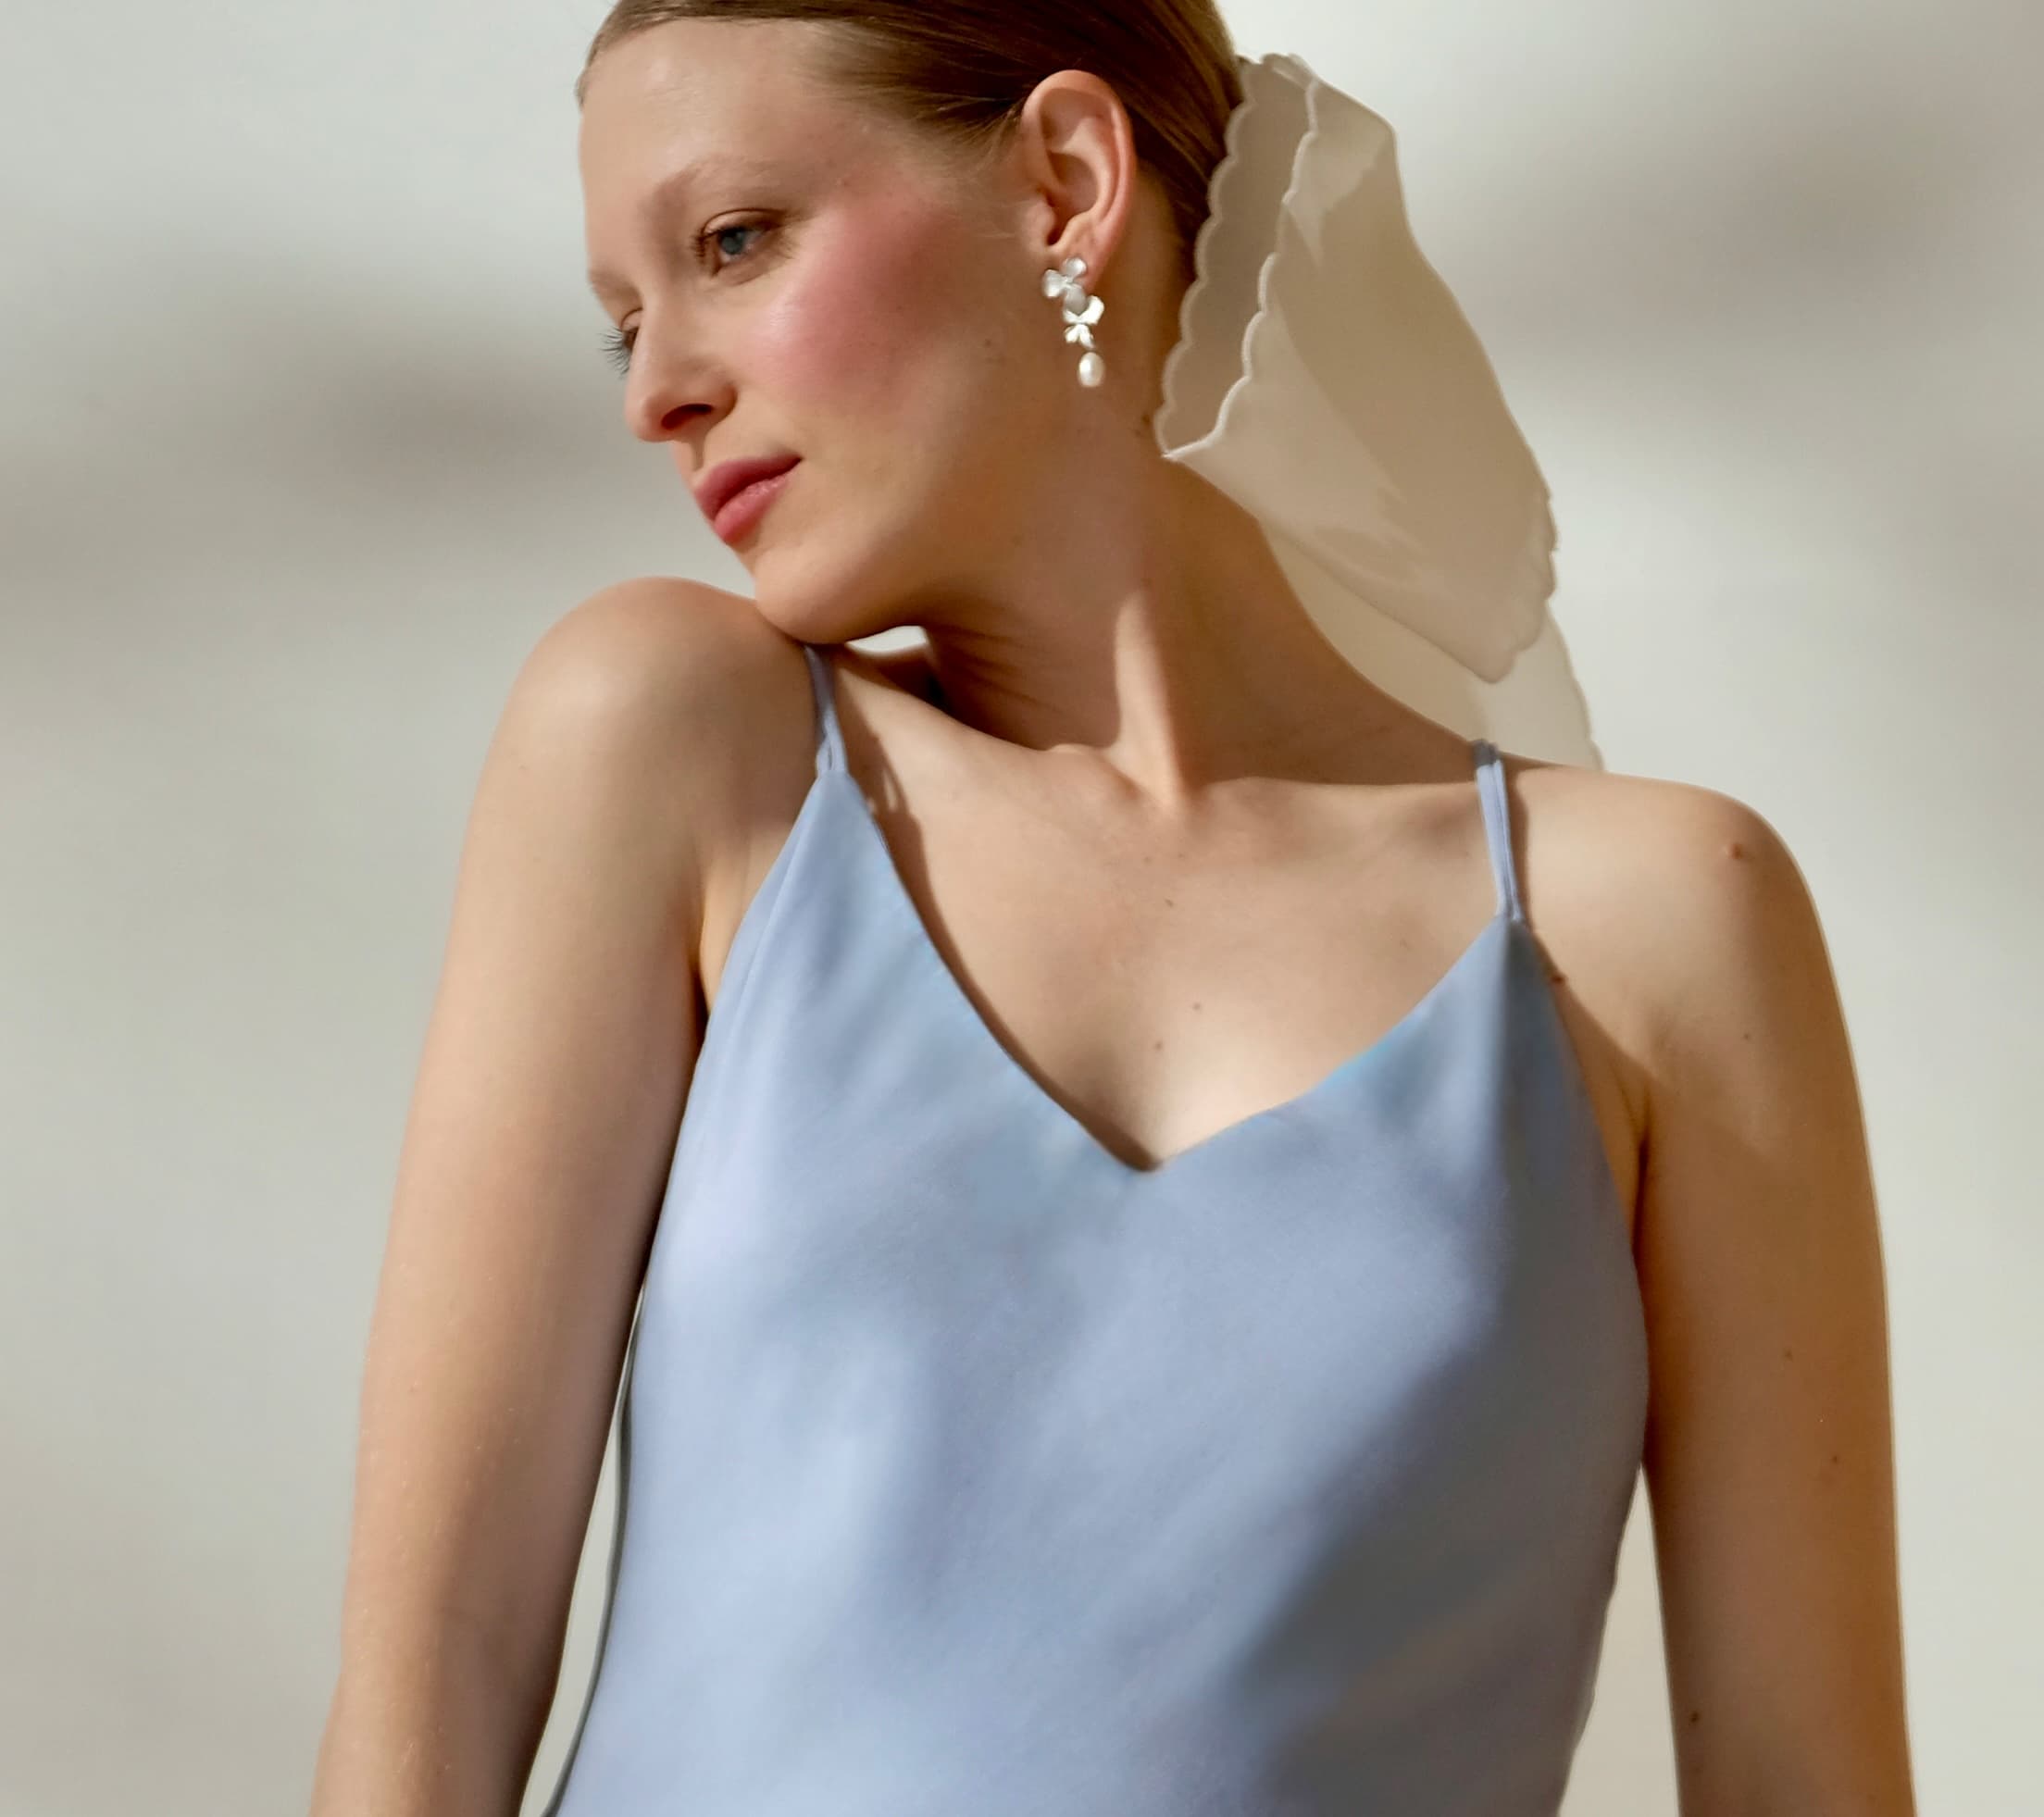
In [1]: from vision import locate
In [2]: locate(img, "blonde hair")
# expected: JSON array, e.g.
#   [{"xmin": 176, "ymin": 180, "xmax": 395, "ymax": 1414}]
[{"xmin": 575, "ymin": 0, "xmax": 1242, "ymax": 285}]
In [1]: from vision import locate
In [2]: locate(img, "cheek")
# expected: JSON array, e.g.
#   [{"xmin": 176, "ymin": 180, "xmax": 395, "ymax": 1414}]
[{"xmin": 746, "ymin": 198, "xmax": 1011, "ymax": 427}]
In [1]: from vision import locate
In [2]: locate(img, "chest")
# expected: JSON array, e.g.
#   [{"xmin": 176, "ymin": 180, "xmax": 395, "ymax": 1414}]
[{"xmin": 698, "ymin": 729, "xmax": 1643, "ymax": 1238}]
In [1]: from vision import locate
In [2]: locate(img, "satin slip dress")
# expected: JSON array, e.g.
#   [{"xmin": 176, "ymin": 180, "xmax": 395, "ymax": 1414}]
[{"xmin": 538, "ymin": 639, "xmax": 1650, "ymax": 1817}]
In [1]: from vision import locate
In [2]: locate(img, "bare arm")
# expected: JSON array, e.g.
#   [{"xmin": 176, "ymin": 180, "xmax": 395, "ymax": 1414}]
[
  {"xmin": 308, "ymin": 581, "xmax": 759, "ymax": 1814},
  {"xmin": 1631, "ymin": 787, "xmax": 1918, "ymax": 1814}
]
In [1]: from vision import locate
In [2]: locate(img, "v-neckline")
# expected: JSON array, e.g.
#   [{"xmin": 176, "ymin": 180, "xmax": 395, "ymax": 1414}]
[{"xmin": 821, "ymin": 765, "xmax": 1512, "ymax": 1180}]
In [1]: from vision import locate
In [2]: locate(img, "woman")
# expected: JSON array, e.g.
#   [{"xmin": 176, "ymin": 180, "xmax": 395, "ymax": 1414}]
[{"xmin": 310, "ymin": 4, "xmax": 1917, "ymax": 1812}]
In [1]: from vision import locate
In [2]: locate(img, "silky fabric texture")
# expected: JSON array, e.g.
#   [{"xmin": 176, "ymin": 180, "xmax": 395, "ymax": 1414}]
[{"xmin": 538, "ymin": 642, "xmax": 1649, "ymax": 1817}]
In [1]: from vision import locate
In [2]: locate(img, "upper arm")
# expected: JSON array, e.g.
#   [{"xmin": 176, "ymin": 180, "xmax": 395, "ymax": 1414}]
[
  {"xmin": 1631, "ymin": 787, "xmax": 1918, "ymax": 1813},
  {"xmin": 335, "ymin": 579, "xmax": 772, "ymax": 1713}
]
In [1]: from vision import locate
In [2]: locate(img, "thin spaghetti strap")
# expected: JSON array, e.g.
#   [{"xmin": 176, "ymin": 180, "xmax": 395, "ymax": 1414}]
[
  {"xmin": 799, "ymin": 642, "xmax": 847, "ymax": 777},
  {"xmin": 1470, "ymin": 739, "xmax": 1526, "ymax": 925}
]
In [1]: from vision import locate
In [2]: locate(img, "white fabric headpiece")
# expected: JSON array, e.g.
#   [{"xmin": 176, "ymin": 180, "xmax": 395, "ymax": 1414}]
[{"xmin": 1154, "ymin": 51, "xmax": 1602, "ymax": 766}]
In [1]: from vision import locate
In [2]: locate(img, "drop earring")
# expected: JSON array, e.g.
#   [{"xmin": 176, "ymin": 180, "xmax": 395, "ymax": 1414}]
[{"xmin": 1041, "ymin": 254, "xmax": 1105, "ymax": 388}]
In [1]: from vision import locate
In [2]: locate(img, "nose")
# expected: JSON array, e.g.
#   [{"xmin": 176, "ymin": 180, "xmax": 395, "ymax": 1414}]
[
  {"xmin": 624, "ymin": 323, "xmax": 732, "ymax": 448},
  {"xmin": 628, "ymin": 380, "xmax": 725, "ymax": 449}
]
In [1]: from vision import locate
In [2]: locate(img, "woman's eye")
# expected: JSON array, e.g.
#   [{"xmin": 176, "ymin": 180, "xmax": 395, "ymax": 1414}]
[
  {"xmin": 699, "ymin": 218, "xmax": 769, "ymax": 270},
  {"xmin": 598, "ymin": 219, "xmax": 773, "ymax": 378}
]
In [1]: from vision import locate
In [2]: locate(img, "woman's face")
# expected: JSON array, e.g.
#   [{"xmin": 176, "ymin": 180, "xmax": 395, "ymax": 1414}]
[{"xmin": 579, "ymin": 19, "xmax": 1085, "ymax": 641}]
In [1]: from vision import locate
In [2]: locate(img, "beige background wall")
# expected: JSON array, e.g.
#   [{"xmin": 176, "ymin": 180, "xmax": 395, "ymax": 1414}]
[{"xmin": 2, "ymin": 0, "xmax": 2037, "ymax": 1811}]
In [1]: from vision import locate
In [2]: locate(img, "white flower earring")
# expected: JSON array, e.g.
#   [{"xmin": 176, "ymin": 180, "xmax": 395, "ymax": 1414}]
[{"xmin": 1041, "ymin": 254, "xmax": 1105, "ymax": 388}]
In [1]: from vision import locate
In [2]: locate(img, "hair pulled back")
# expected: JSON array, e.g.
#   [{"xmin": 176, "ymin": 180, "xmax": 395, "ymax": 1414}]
[{"xmin": 576, "ymin": 0, "xmax": 1243, "ymax": 287}]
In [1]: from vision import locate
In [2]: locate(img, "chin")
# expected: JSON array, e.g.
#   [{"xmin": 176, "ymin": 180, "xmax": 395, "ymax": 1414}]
[{"xmin": 744, "ymin": 530, "xmax": 928, "ymax": 651}]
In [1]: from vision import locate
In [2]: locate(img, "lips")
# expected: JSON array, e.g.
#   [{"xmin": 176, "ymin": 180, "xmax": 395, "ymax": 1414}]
[
  {"xmin": 694, "ymin": 454, "xmax": 800, "ymax": 529},
  {"xmin": 711, "ymin": 466, "xmax": 796, "ymax": 543}
]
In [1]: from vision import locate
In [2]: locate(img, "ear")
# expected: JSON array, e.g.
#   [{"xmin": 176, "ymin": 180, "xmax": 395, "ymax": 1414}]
[{"xmin": 1011, "ymin": 68, "xmax": 1140, "ymax": 280}]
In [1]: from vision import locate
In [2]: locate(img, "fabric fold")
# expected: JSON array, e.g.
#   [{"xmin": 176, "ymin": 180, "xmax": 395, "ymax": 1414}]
[{"xmin": 1155, "ymin": 51, "xmax": 1602, "ymax": 766}]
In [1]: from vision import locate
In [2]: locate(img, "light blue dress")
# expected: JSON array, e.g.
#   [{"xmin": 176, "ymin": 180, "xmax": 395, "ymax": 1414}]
[{"xmin": 539, "ymin": 641, "xmax": 1648, "ymax": 1816}]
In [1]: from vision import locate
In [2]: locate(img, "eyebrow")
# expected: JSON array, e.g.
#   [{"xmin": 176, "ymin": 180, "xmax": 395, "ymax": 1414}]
[{"xmin": 586, "ymin": 153, "xmax": 781, "ymax": 300}]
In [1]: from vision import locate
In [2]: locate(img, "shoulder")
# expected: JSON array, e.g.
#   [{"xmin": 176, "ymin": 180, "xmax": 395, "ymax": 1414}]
[
  {"xmin": 499, "ymin": 577, "xmax": 819, "ymax": 940},
  {"xmin": 1539, "ymin": 771, "xmax": 1907, "ymax": 1803},
  {"xmin": 1502, "ymin": 753, "xmax": 1828, "ymax": 1072},
  {"xmin": 517, "ymin": 575, "xmax": 804, "ymax": 739}
]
